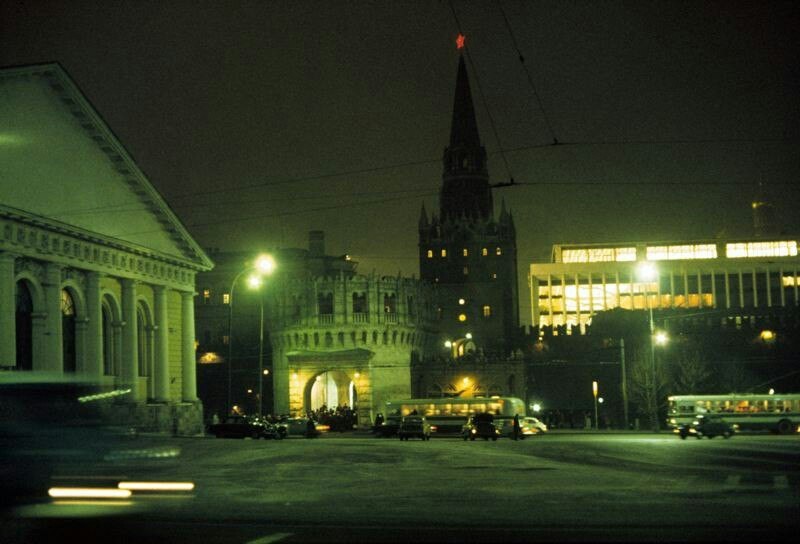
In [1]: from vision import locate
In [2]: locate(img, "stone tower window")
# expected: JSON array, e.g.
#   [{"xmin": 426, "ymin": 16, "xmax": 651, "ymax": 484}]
[
  {"xmin": 482, "ymin": 248, "xmax": 488, "ymax": 256},
  {"xmin": 483, "ymin": 305, "xmax": 492, "ymax": 317},
  {"xmin": 462, "ymin": 248, "xmax": 469, "ymax": 257},
  {"xmin": 427, "ymin": 249, "xmax": 433, "ymax": 258},
  {"xmin": 496, "ymin": 247, "xmax": 502, "ymax": 256},
  {"xmin": 441, "ymin": 249, "xmax": 447, "ymax": 258}
]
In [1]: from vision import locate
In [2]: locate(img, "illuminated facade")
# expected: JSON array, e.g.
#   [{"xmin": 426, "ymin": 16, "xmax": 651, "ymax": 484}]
[
  {"xmin": 530, "ymin": 238, "xmax": 800, "ymax": 334},
  {"xmin": 0, "ymin": 64, "xmax": 213, "ymax": 434},
  {"xmin": 195, "ymin": 232, "xmax": 434, "ymax": 426}
]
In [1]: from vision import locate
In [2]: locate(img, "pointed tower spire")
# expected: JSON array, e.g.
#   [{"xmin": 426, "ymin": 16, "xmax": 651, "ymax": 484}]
[
  {"xmin": 449, "ymin": 55, "xmax": 481, "ymax": 149},
  {"xmin": 419, "ymin": 202, "xmax": 429, "ymax": 229},
  {"xmin": 440, "ymin": 41, "xmax": 492, "ymax": 223}
]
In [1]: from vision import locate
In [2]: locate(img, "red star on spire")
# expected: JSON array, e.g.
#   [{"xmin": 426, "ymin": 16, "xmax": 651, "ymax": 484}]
[{"xmin": 456, "ymin": 34, "xmax": 465, "ymax": 50}]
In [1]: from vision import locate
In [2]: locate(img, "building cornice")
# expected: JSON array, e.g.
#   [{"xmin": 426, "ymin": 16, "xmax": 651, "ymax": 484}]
[{"xmin": 1, "ymin": 210, "xmax": 198, "ymax": 290}]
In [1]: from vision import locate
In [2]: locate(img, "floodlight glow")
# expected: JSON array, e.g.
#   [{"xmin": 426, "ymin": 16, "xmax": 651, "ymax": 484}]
[
  {"xmin": 532, "ymin": 403, "xmax": 541, "ymax": 412},
  {"xmin": 254, "ymin": 254, "xmax": 276, "ymax": 275},
  {"xmin": 247, "ymin": 274, "xmax": 262, "ymax": 289},
  {"xmin": 654, "ymin": 331, "xmax": 668, "ymax": 345},
  {"xmin": 636, "ymin": 261, "xmax": 657, "ymax": 282},
  {"xmin": 444, "ymin": 340, "xmax": 452, "ymax": 348},
  {"xmin": 465, "ymin": 333, "xmax": 473, "ymax": 339}
]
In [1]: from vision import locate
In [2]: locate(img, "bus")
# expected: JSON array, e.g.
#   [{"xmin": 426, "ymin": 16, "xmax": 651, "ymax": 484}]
[
  {"xmin": 384, "ymin": 397, "xmax": 526, "ymax": 436},
  {"xmin": 667, "ymin": 394, "xmax": 800, "ymax": 435}
]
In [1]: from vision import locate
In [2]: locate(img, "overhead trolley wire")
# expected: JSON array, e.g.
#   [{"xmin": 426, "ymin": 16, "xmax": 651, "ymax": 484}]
[{"xmin": 496, "ymin": 0, "xmax": 559, "ymax": 145}]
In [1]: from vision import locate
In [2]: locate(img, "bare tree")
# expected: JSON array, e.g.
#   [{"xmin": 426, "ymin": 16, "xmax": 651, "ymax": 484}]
[
  {"xmin": 627, "ymin": 346, "xmax": 670, "ymax": 431},
  {"xmin": 671, "ymin": 349, "xmax": 712, "ymax": 394}
]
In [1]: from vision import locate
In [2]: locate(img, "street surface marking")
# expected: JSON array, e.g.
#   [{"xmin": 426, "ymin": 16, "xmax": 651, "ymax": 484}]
[{"xmin": 246, "ymin": 532, "xmax": 293, "ymax": 544}]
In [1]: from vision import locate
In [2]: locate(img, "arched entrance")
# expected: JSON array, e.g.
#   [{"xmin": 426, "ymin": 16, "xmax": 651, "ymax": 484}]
[
  {"xmin": 15, "ymin": 280, "xmax": 33, "ymax": 370},
  {"xmin": 307, "ymin": 370, "xmax": 357, "ymax": 411}
]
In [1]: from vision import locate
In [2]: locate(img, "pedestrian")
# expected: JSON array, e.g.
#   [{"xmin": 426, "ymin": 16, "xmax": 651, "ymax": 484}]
[
  {"xmin": 305, "ymin": 417, "xmax": 317, "ymax": 438},
  {"xmin": 211, "ymin": 413, "xmax": 220, "ymax": 426},
  {"xmin": 512, "ymin": 413, "xmax": 521, "ymax": 441}
]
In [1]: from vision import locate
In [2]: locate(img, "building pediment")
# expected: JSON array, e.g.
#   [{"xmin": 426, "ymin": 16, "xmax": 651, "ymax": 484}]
[{"xmin": 0, "ymin": 63, "xmax": 212, "ymax": 271}]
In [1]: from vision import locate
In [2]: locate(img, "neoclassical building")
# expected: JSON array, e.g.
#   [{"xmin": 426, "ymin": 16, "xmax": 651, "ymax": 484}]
[{"xmin": 0, "ymin": 63, "xmax": 212, "ymax": 434}]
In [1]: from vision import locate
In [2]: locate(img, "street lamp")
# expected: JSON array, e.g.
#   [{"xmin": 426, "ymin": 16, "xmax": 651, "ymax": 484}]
[{"xmin": 226, "ymin": 253, "xmax": 275, "ymax": 416}]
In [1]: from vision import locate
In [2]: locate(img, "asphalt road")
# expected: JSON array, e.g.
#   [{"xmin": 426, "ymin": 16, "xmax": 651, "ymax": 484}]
[{"xmin": 4, "ymin": 432, "xmax": 799, "ymax": 543}]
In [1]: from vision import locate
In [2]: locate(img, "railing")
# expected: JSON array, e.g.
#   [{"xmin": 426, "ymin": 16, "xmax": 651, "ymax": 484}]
[
  {"xmin": 352, "ymin": 312, "xmax": 369, "ymax": 323},
  {"xmin": 318, "ymin": 314, "xmax": 334, "ymax": 325},
  {"xmin": 384, "ymin": 312, "xmax": 398, "ymax": 324}
]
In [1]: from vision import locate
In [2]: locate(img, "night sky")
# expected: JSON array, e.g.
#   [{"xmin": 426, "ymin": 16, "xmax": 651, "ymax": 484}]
[{"xmin": 2, "ymin": 1, "xmax": 798, "ymax": 325}]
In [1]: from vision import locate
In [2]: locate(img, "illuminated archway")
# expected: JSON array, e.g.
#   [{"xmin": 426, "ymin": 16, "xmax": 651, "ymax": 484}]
[{"xmin": 307, "ymin": 370, "xmax": 357, "ymax": 411}]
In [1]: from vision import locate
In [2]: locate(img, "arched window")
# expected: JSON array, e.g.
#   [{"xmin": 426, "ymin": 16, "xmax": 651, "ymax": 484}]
[
  {"xmin": 137, "ymin": 306, "xmax": 148, "ymax": 377},
  {"xmin": 102, "ymin": 302, "xmax": 115, "ymax": 375},
  {"xmin": 61, "ymin": 289, "xmax": 76, "ymax": 373},
  {"xmin": 15, "ymin": 281, "xmax": 33, "ymax": 370}
]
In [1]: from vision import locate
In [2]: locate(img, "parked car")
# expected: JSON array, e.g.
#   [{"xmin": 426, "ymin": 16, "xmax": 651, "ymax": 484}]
[
  {"xmin": 375, "ymin": 415, "xmax": 402, "ymax": 437},
  {"xmin": 398, "ymin": 416, "xmax": 432, "ymax": 441},
  {"xmin": 462, "ymin": 412, "xmax": 500, "ymax": 441},
  {"xmin": 675, "ymin": 415, "xmax": 736, "ymax": 440},
  {"xmin": 208, "ymin": 415, "xmax": 281, "ymax": 439}
]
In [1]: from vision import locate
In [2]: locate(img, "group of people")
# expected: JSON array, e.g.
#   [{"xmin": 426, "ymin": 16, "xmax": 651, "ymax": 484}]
[{"xmin": 307, "ymin": 404, "xmax": 358, "ymax": 432}]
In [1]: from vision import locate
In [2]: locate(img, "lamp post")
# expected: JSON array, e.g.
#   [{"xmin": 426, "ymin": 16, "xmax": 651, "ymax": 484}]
[
  {"xmin": 592, "ymin": 380, "xmax": 599, "ymax": 430},
  {"xmin": 226, "ymin": 254, "xmax": 275, "ymax": 416},
  {"xmin": 636, "ymin": 261, "xmax": 658, "ymax": 431}
]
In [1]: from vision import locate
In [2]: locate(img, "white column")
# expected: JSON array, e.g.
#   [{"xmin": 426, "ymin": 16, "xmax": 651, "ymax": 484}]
[
  {"xmin": 710, "ymin": 269, "xmax": 717, "ymax": 309},
  {"xmin": 0, "ymin": 252, "xmax": 16, "ymax": 366},
  {"xmin": 153, "ymin": 285, "xmax": 170, "ymax": 402},
  {"xmin": 42, "ymin": 263, "xmax": 63, "ymax": 373},
  {"xmin": 779, "ymin": 268, "xmax": 785, "ymax": 307},
  {"xmin": 725, "ymin": 271, "xmax": 731, "ymax": 309},
  {"xmin": 121, "ymin": 279, "xmax": 140, "ymax": 400},
  {"xmin": 84, "ymin": 272, "xmax": 103, "ymax": 380},
  {"xmin": 181, "ymin": 290, "xmax": 197, "ymax": 402},
  {"xmin": 752, "ymin": 268, "xmax": 758, "ymax": 308},
  {"xmin": 766, "ymin": 266, "xmax": 772, "ymax": 307},
  {"xmin": 738, "ymin": 271, "xmax": 744, "ymax": 308}
]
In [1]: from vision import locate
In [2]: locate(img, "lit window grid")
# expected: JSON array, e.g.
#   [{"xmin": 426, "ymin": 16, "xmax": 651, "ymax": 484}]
[
  {"xmin": 727, "ymin": 241, "xmax": 797, "ymax": 258},
  {"xmin": 562, "ymin": 247, "xmax": 636, "ymax": 263},
  {"xmin": 647, "ymin": 244, "xmax": 717, "ymax": 261},
  {"xmin": 532, "ymin": 266, "xmax": 800, "ymax": 330}
]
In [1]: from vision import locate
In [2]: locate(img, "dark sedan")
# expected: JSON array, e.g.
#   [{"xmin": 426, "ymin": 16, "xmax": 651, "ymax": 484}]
[
  {"xmin": 462, "ymin": 413, "xmax": 501, "ymax": 441},
  {"xmin": 675, "ymin": 415, "xmax": 736, "ymax": 439},
  {"xmin": 208, "ymin": 416, "xmax": 281, "ymax": 439}
]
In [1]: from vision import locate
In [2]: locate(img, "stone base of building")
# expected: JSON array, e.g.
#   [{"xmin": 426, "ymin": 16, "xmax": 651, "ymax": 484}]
[{"xmin": 100, "ymin": 400, "xmax": 205, "ymax": 436}]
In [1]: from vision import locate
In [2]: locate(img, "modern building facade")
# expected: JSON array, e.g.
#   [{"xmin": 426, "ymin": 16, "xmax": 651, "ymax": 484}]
[
  {"xmin": 0, "ymin": 64, "xmax": 213, "ymax": 434},
  {"xmin": 418, "ymin": 52, "xmax": 520, "ymax": 358},
  {"xmin": 530, "ymin": 238, "xmax": 800, "ymax": 334},
  {"xmin": 195, "ymin": 232, "xmax": 434, "ymax": 426}
]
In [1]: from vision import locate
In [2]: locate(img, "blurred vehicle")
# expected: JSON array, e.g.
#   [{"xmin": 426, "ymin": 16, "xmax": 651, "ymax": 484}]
[
  {"xmin": 522, "ymin": 416, "xmax": 548, "ymax": 435},
  {"xmin": 675, "ymin": 415, "xmax": 736, "ymax": 440},
  {"xmin": 208, "ymin": 415, "xmax": 281, "ymax": 439},
  {"xmin": 0, "ymin": 373, "xmax": 180, "ymax": 511},
  {"xmin": 375, "ymin": 414, "xmax": 401, "ymax": 437},
  {"xmin": 398, "ymin": 416, "xmax": 431, "ymax": 441},
  {"xmin": 462, "ymin": 412, "xmax": 500, "ymax": 441},
  {"xmin": 275, "ymin": 417, "xmax": 324, "ymax": 437}
]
